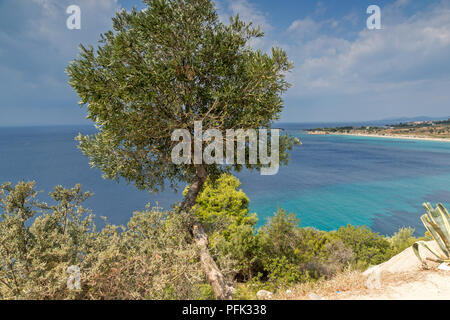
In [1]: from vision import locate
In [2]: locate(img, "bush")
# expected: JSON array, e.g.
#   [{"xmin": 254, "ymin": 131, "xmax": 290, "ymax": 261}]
[
  {"xmin": 389, "ymin": 227, "xmax": 416, "ymax": 254},
  {"xmin": 186, "ymin": 174, "xmax": 259, "ymax": 281},
  {"xmin": 295, "ymin": 228, "xmax": 354, "ymax": 279},
  {"xmin": 0, "ymin": 177, "xmax": 424, "ymax": 299},
  {"xmin": 85, "ymin": 208, "xmax": 204, "ymax": 300},
  {"xmin": 214, "ymin": 224, "xmax": 260, "ymax": 281},
  {"xmin": 257, "ymin": 210, "xmax": 353, "ymax": 283},
  {"xmin": 258, "ymin": 208, "xmax": 301, "ymax": 262},
  {"xmin": 0, "ymin": 181, "xmax": 206, "ymax": 300},
  {"xmin": 331, "ymin": 225, "xmax": 392, "ymax": 269},
  {"xmin": 0, "ymin": 182, "xmax": 96, "ymax": 299},
  {"xmin": 185, "ymin": 174, "xmax": 257, "ymax": 242},
  {"xmin": 264, "ymin": 256, "xmax": 305, "ymax": 285}
]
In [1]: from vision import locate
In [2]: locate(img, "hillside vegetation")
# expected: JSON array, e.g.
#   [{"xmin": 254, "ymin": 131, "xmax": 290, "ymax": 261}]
[
  {"xmin": 308, "ymin": 119, "xmax": 450, "ymax": 139},
  {"xmin": 0, "ymin": 175, "xmax": 428, "ymax": 300}
]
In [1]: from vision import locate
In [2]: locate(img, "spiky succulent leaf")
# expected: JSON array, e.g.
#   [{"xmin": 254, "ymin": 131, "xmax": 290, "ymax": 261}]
[{"xmin": 413, "ymin": 203, "xmax": 450, "ymax": 264}]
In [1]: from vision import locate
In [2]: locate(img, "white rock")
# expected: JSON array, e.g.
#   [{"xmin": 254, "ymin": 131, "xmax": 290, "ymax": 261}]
[
  {"xmin": 363, "ymin": 265, "xmax": 378, "ymax": 276},
  {"xmin": 256, "ymin": 290, "xmax": 273, "ymax": 300},
  {"xmin": 308, "ymin": 293, "xmax": 324, "ymax": 300},
  {"xmin": 438, "ymin": 263, "xmax": 450, "ymax": 271}
]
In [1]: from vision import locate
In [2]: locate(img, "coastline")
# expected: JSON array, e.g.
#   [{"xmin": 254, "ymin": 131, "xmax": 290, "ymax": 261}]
[{"xmin": 308, "ymin": 132, "xmax": 450, "ymax": 143}]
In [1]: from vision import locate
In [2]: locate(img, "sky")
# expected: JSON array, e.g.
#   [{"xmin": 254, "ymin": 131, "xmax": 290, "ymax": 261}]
[{"xmin": 0, "ymin": 0, "xmax": 449, "ymax": 126}]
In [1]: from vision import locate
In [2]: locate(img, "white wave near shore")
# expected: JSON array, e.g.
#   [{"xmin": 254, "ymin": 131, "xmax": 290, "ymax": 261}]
[{"xmin": 309, "ymin": 132, "xmax": 450, "ymax": 143}]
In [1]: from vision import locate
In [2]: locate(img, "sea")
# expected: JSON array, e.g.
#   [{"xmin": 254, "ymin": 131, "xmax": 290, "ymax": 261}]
[{"xmin": 0, "ymin": 123, "xmax": 449, "ymax": 236}]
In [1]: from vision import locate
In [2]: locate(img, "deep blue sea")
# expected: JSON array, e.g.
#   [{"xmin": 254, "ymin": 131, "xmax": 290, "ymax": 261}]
[{"xmin": 0, "ymin": 124, "xmax": 449, "ymax": 236}]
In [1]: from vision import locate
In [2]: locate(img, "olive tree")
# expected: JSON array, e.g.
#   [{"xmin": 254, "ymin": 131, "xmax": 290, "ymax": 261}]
[{"xmin": 67, "ymin": 0, "xmax": 296, "ymax": 299}]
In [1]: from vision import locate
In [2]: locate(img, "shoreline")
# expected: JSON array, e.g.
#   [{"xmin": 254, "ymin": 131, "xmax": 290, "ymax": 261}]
[{"xmin": 308, "ymin": 132, "xmax": 450, "ymax": 143}]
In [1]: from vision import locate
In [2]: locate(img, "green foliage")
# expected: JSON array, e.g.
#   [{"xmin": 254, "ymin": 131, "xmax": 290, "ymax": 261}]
[
  {"xmin": 295, "ymin": 228, "xmax": 333, "ymax": 265},
  {"xmin": 0, "ymin": 181, "xmax": 96, "ymax": 299},
  {"xmin": 187, "ymin": 174, "xmax": 259, "ymax": 280},
  {"xmin": 87, "ymin": 207, "xmax": 204, "ymax": 300},
  {"xmin": 214, "ymin": 224, "xmax": 260, "ymax": 281},
  {"xmin": 256, "ymin": 209, "xmax": 303, "ymax": 284},
  {"xmin": 194, "ymin": 283, "xmax": 216, "ymax": 300},
  {"xmin": 0, "ymin": 178, "xmax": 427, "ymax": 299},
  {"xmin": 413, "ymin": 203, "xmax": 450, "ymax": 264},
  {"xmin": 185, "ymin": 174, "xmax": 257, "ymax": 240},
  {"xmin": 296, "ymin": 228, "xmax": 354, "ymax": 279},
  {"xmin": 390, "ymin": 227, "xmax": 416, "ymax": 254},
  {"xmin": 66, "ymin": 0, "xmax": 295, "ymax": 193},
  {"xmin": 264, "ymin": 256, "xmax": 305, "ymax": 285},
  {"xmin": 257, "ymin": 210, "xmax": 354, "ymax": 283},
  {"xmin": 0, "ymin": 182, "xmax": 206, "ymax": 300},
  {"xmin": 331, "ymin": 225, "xmax": 392, "ymax": 269},
  {"xmin": 258, "ymin": 208, "xmax": 301, "ymax": 261},
  {"xmin": 232, "ymin": 283, "xmax": 258, "ymax": 300}
]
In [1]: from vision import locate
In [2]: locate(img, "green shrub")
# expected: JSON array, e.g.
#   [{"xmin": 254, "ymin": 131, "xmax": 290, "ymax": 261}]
[
  {"xmin": 0, "ymin": 177, "xmax": 426, "ymax": 299},
  {"xmin": 0, "ymin": 181, "xmax": 206, "ymax": 300},
  {"xmin": 258, "ymin": 208, "xmax": 301, "ymax": 262},
  {"xmin": 0, "ymin": 182, "xmax": 96, "ymax": 299},
  {"xmin": 185, "ymin": 174, "xmax": 258, "ymax": 242},
  {"xmin": 214, "ymin": 224, "xmax": 260, "ymax": 281},
  {"xmin": 257, "ymin": 210, "xmax": 353, "ymax": 283},
  {"xmin": 232, "ymin": 283, "xmax": 258, "ymax": 300},
  {"xmin": 294, "ymin": 228, "xmax": 354, "ymax": 279},
  {"xmin": 389, "ymin": 227, "xmax": 416, "ymax": 254},
  {"xmin": 264, "ymin": 256, "xmax": 306, "ymax": 285},
  {"xmin": 331, "ymin": 225, "xmax": 392, "ymax": 269},
  {"xmin": 194, "ymin": 283, "xmax": 216, "ymax": 300},
  {"xmin": 86, "ymin": 208, "xmax": 204, "ymax": 300}
]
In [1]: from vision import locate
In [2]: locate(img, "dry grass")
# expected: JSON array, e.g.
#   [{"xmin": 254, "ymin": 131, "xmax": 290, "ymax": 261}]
[
  {"xmin": 272, "ymin": 268, "xmax": 441, "ymax": 300},
  {"xmin": 272, "ymin": 269, "xmax": 368, "ymax": 300}
]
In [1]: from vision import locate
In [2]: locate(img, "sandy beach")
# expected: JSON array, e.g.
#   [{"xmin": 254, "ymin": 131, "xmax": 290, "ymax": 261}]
[{"xmin": 309, "ymin": 132, "xmax": 450, "ymax": 143}]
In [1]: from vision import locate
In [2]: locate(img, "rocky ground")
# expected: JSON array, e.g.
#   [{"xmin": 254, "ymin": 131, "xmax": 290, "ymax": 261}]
[{"xmin": 273, "ymin": 241, "xmax": 450, "ymax": 300}]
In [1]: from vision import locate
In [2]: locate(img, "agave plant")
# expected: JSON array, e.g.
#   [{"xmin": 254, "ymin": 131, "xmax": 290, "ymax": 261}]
[{"xmin": 413, "ymin": 203, "xmax": 450, "ymax": 265}]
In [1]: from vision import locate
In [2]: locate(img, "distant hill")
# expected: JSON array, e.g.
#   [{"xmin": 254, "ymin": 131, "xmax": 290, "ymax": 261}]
[
  {"xmin": 378, "ymin": 116, "xmax": 450, "ymax": 123},
  {"xmin": 276, "ymin": 116, "xmax": 450, "ymax": 128}
]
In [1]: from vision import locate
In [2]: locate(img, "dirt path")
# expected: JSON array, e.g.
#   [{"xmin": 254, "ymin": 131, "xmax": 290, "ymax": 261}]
[
  {"xmin": 338, "ymin": 270, "xmax": 450, "ymax": 300},
  {"xmin": 279, "ymin": 241, "xmax": 450, "ymax": 300},
  {"xmin": 336, "ymin": 242, "xmax": 450, "ymax": 300}
]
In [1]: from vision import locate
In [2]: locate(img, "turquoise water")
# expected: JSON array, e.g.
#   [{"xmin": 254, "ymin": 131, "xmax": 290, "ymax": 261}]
[
  {"xmin": 236, "ymin": 128, "xmax": 450, "ymax": 235},
  {"xmin": 248, "ymin": 172, "xmax": 450, "ymax": 234},
  {"xmin": 0, "ymin": 124, "xmax": 449, "ymax": 235}
]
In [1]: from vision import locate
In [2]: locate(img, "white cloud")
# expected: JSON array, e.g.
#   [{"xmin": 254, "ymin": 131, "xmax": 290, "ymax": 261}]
[
  {"xmin": 288, "ymin": 17, "xmax": 321, "ymax": 38},
  {"xmin": 213, "ymin": 0, "xmax": 450, "ymax": 121},
  {"xmin": 2, "ymin": 0, "xmax": 450, "ymax": 124},
  {"xmin": 283, "ymin": 1, "xmax": 450, "ymax": 120},
  {"xmin": 0, "ymin": 0, "xmax": 121, "ymax": 125},
  {"xmin": 216, "ymin": 0, "xmax": 275, "ymax": 50},
  {"xmin": 224, "ymin": 0, "xmax": 272, "ymax": 31}
]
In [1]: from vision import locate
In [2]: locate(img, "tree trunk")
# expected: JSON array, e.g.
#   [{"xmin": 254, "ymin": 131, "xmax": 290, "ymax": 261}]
[
  {"xmin": 179, "ymin": 165, "xmax": 233, "ymax": 300},
  {"xmin": 178, "ymin": 165, "xmax": 208, "ymax": 213}
]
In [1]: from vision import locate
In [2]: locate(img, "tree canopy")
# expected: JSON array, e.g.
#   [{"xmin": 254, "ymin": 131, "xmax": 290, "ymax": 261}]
[
  {"xmin": 67, "ymin": 0, "xmax": 295, "ymax": 194},
  {"xmin": 67, "ymin": 0, "xmax": 297, "ymax": 299}
]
